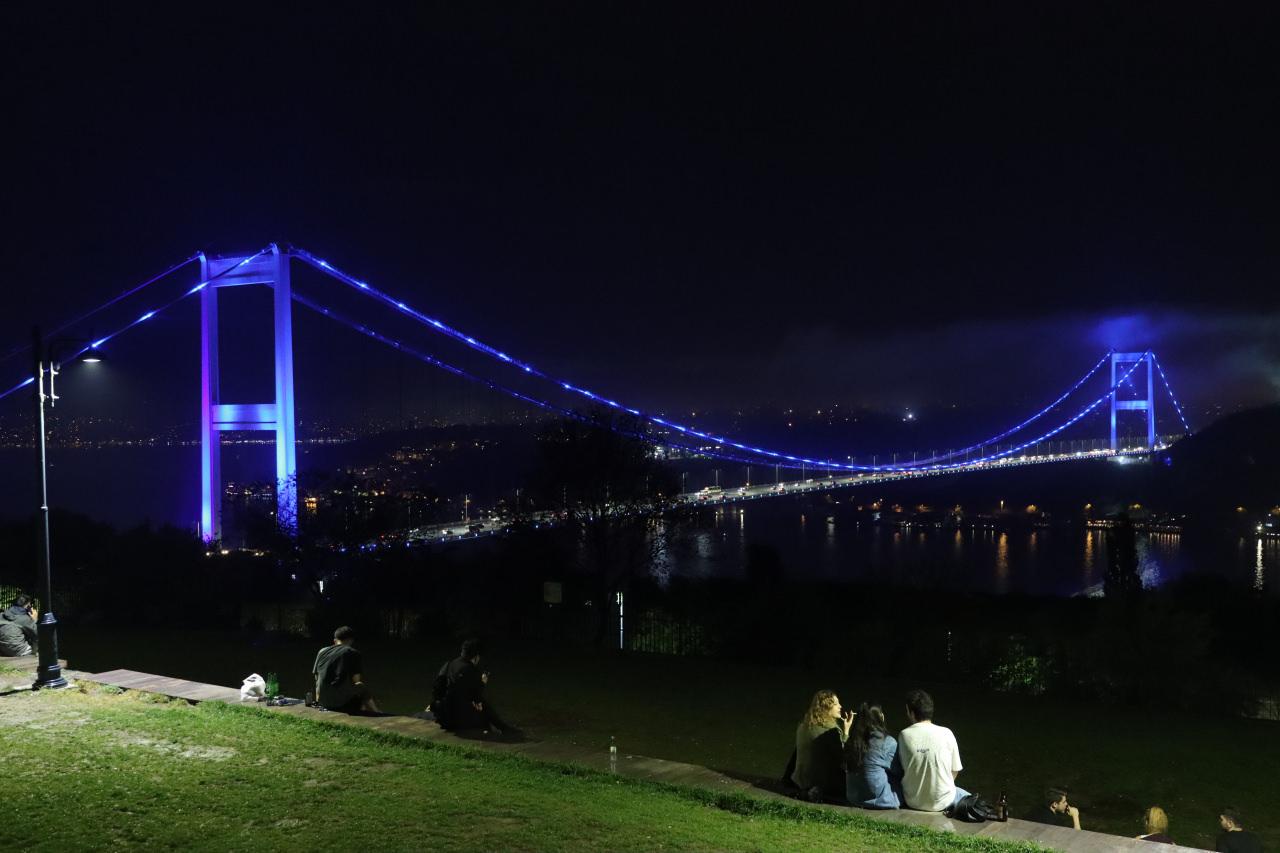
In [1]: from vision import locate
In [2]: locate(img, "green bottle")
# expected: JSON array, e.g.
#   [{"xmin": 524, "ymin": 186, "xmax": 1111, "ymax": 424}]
[{"xmin": 266, "ymin": 672, "xmax": 279, "ymax": 699}]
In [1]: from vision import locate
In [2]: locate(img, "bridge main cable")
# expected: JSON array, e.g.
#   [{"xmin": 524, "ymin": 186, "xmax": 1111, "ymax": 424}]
[
  {"xmin": 893, "ymin": 351, "xmax": 1111, "ymax": 467},
  {"xmin": 1151, "ymin": 353, "xmax": 1192, "ymax": 433},
  {"xmin": 288, "ymin": 291, "xmax": 791, "ymax": 469},
  {"xmin": 293, "ymin": 248, "xmax": 876, "ymax": 471},
  {"xmin": 0, "ymin": 249, "xmax": 271, "ymax": 405},
  {"xmin": 290, "ymin": 286, "xmax": 1156, "ymax": 475},
  {"xmin": 294, "ymin": 248, "xmax": 1153, "ymax": 473},
  {"xmin": 0, "ymin": 252, "xmax": 202, "ymax": 367}
]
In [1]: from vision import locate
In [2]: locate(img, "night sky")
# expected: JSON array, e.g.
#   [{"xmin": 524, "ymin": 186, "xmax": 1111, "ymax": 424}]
[{"xmin": 4, "ymin": 5, "xmax": 1279, "ymax": 437}]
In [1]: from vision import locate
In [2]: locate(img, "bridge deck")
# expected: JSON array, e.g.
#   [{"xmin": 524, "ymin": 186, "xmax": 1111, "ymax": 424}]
[{"xmin": 78, "ymin": 668, "xmax": 1209, "ymax": 852}]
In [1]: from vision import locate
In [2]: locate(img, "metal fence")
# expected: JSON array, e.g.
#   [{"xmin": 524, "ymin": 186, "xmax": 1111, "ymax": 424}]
[
  {"xmin": 0, "ymin": 585, "xmax": 34, "ymax": 611},
  {"xmin": 626, "ymin": 610, "xmax": 711, "ymax": 657}
]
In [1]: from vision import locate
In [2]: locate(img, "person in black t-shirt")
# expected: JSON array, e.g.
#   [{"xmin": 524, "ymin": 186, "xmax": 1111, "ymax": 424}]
[
  {"xmin": 430, "ymin": 638, "xmax": 519, "ymax": 738},
  {"xmin": 1216, "ymin": 806, "xmax": 1263, "ymax": 853},
  {"xmin": 1025, "ymin": 787, "xmax": 1082, "ymax": 831},
  {"xmin": 312, "ymin": 625, "xmax": 381, "ymax": 714}
]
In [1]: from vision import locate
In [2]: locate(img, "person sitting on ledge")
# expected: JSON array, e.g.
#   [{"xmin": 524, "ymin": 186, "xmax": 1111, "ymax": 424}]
[
  {"xmin": 845, "ymin": 703, "xmax": 902, "ymax": 809},
  {"xmin": 1216, "ymin": 806, "xmax": 1263, "ymax": 853},
  {"xmin": 430, "ymin": 638, "xmax": 520, "ymax": 738},
  {"xmin": 896, "ymin": 688, "xmax": 970, "ymax": 812},
  {"xmin": 312, "ymin": 625, "xmax": 381, "ymax": 714},
  {"xmin": 0, "ymin": 594, "xmax": 38, "ymax": 657},
  {"xmin": 790, "ymin": 689, "xmax": 853, "ymax": 802},
  {"xmin": 1136, "ymin": 805, "xmax": 1175, "ymax": 844},
  {"xmin": 1025, "ymin": 786, "xmax": 1082, "ymax": 830}
]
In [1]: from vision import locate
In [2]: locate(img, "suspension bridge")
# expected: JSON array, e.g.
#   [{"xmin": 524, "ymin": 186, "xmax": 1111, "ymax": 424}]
[{"xmin": 0, "ymin": 245, "xmax": 1192, "ymax": 543}]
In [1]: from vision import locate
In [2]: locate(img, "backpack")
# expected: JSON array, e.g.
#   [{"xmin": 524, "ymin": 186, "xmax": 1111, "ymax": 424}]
[
  {"xmin": 948, "ymin": 793, "xmax": 1001, "ymax": 823},
  {"xmin": 429, "ymin": 661, "xmax": 451, "ymax": 716}
]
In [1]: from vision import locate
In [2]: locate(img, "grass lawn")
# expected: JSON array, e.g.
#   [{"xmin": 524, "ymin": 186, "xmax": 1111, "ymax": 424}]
[
  {"xmin": 0, "ymin": 686, "xmax": 1046, "ymax": 852},
  {"xmin": 64, "ymin": 627, "xmax": 1279, "ymax": 850}
]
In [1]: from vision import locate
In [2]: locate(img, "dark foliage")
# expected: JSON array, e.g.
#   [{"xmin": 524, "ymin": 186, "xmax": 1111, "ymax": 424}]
[{"xmin": 522, "ymin": 413, "xmax": 691, "ymax": 646}]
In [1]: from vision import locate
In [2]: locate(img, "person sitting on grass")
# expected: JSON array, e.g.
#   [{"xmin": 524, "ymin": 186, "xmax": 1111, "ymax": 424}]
[
  {"xmin": 844, "ymin": 703, "xmax": 902, "ymax": 809},
  {"xmin": 0, "ymin": 594, "xmax": 38, "ymax": 657},
  {"xmin": 312, "ymin": 625, "xmax": 381, "ymax": 714},
  {"xmin": 896, "ymin": 688, "xmax": 969, "ymax": 813},
  {"xmin": 1025, "ymin": 786, "xmax": 1082, "ymax": 830},
  {"xmin": 1216, "ymin": 806, "xmax": 1263, "ymax": 853},
  {"xmin": 790, "ymin": 689, "xmax": 853, "ymax": 802},
  {"xmin": 430, "ymin": 638, "xmax": 520, "ymax": 739},
  {"xmin": 1136, "ymin": 805, "xmax": 1174, "ymax": 844}
]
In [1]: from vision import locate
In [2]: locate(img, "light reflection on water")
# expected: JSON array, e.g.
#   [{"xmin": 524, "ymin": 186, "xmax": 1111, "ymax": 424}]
[
  {"xmin": 995, "ymin": 532, "xmax": 1010, "ymax": 594},
  {"xmin": 1257, "ymin": 538, "xmax": 1267, "ymax": 591},
  {"xmin": 664, "ymin": 503, "xmax": 1280, "ymax": 597},
  {"xmin": 1136, "ymin": 538, "xmax": 1161, "ymax": 588}
]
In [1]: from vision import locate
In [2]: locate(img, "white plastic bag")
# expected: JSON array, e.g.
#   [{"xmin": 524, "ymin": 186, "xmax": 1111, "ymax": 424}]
[{"xmin": 240, "ymin": 673, "xmax": 267, "ymax": 701}]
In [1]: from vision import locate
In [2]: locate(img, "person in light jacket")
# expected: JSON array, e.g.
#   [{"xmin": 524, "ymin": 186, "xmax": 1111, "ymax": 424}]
[{"xmin": 845, "ymin": 703, "xmax": 903, "ymax": 809}]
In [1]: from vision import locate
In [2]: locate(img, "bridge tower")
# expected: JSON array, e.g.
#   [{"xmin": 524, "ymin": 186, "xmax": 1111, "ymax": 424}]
[
  {"xmin": 1110, "ymin": 351, "xmax": 1155, "ymax": 453},
  {"xmin": 198, "ymin": 245, "xmax": 297, "ymax": 542}
]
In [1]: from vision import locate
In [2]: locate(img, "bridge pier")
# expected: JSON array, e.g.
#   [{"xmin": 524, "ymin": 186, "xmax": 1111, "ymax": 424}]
[
  {"xmin": 1109, "ymin": 351, "xmax": 1155, "ymax": 453},
  {"xmin": 198, "ymin": 246, "xmax": 297, "ymax": 542}
]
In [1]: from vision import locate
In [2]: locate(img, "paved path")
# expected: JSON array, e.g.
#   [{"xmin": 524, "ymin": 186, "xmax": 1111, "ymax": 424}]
[
  {"xmin": 81, "ymin": 668, "xmax": 1210, "ymax": 853},
  {"xmin": 0, "ymin": 655, "xmax": 68, "ymax": 692}
]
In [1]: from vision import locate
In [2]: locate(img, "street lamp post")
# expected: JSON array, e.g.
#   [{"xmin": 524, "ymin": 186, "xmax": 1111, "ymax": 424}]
[{"xmin": 32, "ymin": 327, "xmax": 68, "ymax": 690}]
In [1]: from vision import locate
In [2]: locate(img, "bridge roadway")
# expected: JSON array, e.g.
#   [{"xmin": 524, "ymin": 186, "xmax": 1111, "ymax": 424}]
[{"xmin": 403, "ymin": 445, "xmax": 1167, "ymax": 546}]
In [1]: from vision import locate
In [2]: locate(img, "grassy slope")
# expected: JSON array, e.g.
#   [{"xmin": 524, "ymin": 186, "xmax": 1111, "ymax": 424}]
[
  {"xmin": 64, "ymin": 628, "xmax": 1280, "ymax": 850},
  {"xmin": 0, "ymin": 687, "xmax": 1041, "ymax": 853}
]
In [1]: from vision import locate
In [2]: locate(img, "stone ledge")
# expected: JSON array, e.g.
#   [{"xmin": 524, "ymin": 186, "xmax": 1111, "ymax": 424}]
[
  {"xmin": 78, "ymin": 669, "xmax": 1211, "ymax": 853},
  {"xmin": 0, "ymin": 654, "xmax": 69, "ymax": 672}
]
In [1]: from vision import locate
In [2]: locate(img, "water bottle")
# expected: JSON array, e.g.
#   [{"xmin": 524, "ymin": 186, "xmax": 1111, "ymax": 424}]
[{"xmin": 609, "ymin": 736, "xmax": 618, "ymax": 774}]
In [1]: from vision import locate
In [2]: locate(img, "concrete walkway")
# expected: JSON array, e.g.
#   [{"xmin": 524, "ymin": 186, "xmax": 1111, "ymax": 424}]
[
  {"xmin": 79, "ymin": 667, "xmax": 1210, "ymax": 853},
  {"xmin": 0, "ymin": 654, "xmax": 68, "ymax": 691}
]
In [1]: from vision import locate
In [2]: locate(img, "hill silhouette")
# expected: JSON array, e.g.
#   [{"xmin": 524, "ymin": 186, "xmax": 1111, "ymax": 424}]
[{"xmin": 1162, "ymin": 404, "xmax": 1280, "ymax": 517}]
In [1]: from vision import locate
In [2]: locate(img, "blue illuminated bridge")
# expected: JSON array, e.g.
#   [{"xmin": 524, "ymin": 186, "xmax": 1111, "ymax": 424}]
[{"xmin": 0, "ymin": 245, "xmax": 1192, "ymax": 543}]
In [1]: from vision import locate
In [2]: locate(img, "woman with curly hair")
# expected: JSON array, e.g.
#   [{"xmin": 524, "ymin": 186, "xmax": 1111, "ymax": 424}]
[
  {"xmin": 790, "ymin": 689, "xmax": 854, "ymax": 802},
  {"xmin": 1136, "ymin": 806, "xmax": 1175, "ymax": 844}
]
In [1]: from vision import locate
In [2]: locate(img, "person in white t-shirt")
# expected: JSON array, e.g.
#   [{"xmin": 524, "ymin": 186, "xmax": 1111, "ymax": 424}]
[{"xmin": 895, "ymin": 688, "xmax": 970, "ymax": 812}]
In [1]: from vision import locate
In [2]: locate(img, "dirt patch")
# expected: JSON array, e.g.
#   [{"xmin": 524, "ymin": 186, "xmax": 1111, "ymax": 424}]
[
  {"xmin": 110, "ymin": 731, "xmax": 237, "ymax": 762},
  {"xmin": 0, "ymin": 693, "xmax": 92, "ymax": 732}
]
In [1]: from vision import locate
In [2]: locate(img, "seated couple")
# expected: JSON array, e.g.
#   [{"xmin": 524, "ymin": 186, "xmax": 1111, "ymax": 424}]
[
  {"xmin": 428, "ymin": 639, "xmax": 521, "ymax": 740},
  {"xmin": 791, "ymin": 688, "xmax": 967, "ymax": 813}
]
